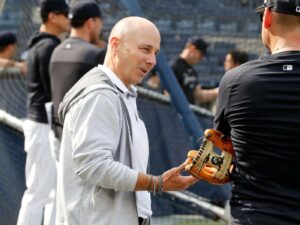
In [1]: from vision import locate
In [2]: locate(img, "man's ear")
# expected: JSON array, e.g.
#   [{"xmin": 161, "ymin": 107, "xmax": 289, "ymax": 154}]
[
  {"xmin": 47, "ymin": 12, "xmax": 55, "ymax": 23},
  {"xmin": 86, "ymin": 18, "xmax": 96, "ymax": 30},
  {"xmin": 86, "ymin": 18, "xmax": 93, "ymax": 30},
  {"xmin": 264, "ymin": 8, "xmax": 272, "ymax": 28},
  {"xmin": 189, "ymin": 45, "xmax": 197, "ymax": 51},
  {"xmin": 110, "ymin": 37, "xmax": 120, "ymax": 52}
]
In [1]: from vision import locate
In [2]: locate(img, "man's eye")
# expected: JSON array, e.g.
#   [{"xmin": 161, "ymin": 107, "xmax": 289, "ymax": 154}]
[{"xmin": 141, "ymin": 48, "xmax": 149, "ymax": 53}]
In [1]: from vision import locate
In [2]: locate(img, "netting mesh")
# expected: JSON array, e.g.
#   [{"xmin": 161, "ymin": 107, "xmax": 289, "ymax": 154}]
[
  {"xmin": 2, "ymin": 0, "xmax": 263, "ymax": 86},
  {"xmin": 0, "ymin": 122, "xmax": 25, "ymax": 225},
  {"xmin": 139, "ymin": 0, "xmax": 263, "ymax": 86},
  {"xmin": 0, "ymin": 69, "xmax": 26, "ymax": 118},
  {"xmin": 0, "ymin": 71, "xmax": 230, "ymax": 225},
  {"xmin": 0, "ymin": 0, "xmax": 265, "ymax": 224}
]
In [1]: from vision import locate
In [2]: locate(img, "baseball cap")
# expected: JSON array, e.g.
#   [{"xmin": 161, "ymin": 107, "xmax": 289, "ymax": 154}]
[
  {"xmin": 187, "ymin": 36, "xmax": 209, "ymax": 56},
  {"xmin": 69, "ymin": 1, "xmax": 102, "ymax": 22},
  {"xmin": 40, "ymin": 0, "xmax": 69, "ymax": 15},
  {"xmin": 256, "ymin": 0, "xmax": 300, "ymax": 17},
  {"xmin": 0, "ymin": 31, "xmax": 17, "ymax": 47}
]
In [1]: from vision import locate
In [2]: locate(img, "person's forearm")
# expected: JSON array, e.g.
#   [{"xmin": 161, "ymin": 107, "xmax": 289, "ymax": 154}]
[
  {"xmin": 134, "ymin": 163, "xmax": 197, "ymax": 193},
  {"xmin": 0, "ymin": 58, "xmax": 26, "ymax": 74},
  {"xmin": 195, "ymin": 87, "xmax": 218, "ymax": 103},
  {"xmin": 134, "ymin": 172, "xmax": 163, "ymax": 195},
  {"xmin": 135, "ymin": 172, "xmax": 151, "ymax": 191},
  {"xmin": 0, "ymin": 58, "xmax": 15, "ymax": 68}
]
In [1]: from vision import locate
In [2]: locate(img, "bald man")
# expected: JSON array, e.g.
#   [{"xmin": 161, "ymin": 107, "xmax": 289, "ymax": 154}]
[{"xmin": 56, "ymin": 17, "xmax": 196, "ymax": 225}]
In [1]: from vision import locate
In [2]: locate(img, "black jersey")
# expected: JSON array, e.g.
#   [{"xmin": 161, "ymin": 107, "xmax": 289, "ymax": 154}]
[
  {"xmin": 50, "ymin": 37, "xmax": 105, "ymax": 139},
  {"xmin": 215, "ymin": 51, "xmax": 300, "ymax": 225},
  {"xmin": 26, "ymin": 32, "xmax": 61, "ymax": 123},
  {"xmin": 171, "ymin": 57, "xmax": 199, "ymax": 104}
]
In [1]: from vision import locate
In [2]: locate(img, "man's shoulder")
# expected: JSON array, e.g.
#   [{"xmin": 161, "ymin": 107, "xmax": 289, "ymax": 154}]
[
  {"xmin": 74, "ymin": 67, "xmax": 116, "ymax": 92},
  {"xmin": 220, "ymin": 59, "xmax": 261, "ymax": 87},
  {"xmin": 30, "ymin": 38, "xmax": 59, "ymax": 58},
  {"xmin": 58, "ymin": 67, "xmax": 118, "ymax": 123},
  {"xmin": 51, "ymin": 38, "xmax": 104, "ymax": 63},
  {"xmin": 171, "ymin": 57, "xmax": 186, "ymax": 67},
  {"xmin": 34, "ymin": 35, "xmax": 60, "ymax": 49},
  {"xmin": 63, "ymin": 38, "xmax": 102, "ymax": 53},
  {"xmin": 171, "ymin": 57, "xmax": 192, "ymax": 74}
]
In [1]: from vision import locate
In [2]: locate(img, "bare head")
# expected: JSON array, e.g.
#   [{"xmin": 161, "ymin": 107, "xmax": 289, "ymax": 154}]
[{"xmin": 104, "ymin": 16, "xmax": 161, "ymax": 88}]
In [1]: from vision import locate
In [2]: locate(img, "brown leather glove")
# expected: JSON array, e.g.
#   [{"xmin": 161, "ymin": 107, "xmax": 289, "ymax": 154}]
[{"xmin": 185, "ymin": 129, "xmax": 234, "ymax": 185}]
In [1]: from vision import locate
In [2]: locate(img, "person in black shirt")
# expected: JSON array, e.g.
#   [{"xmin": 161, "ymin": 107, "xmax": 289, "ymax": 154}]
[
  {"xmin": 170, "ymin": 36, "xmax": 218, "ymax": 105},
  {"xmin": 18, "ymin": 1, "xmax": 70, "ymax": 225},
  {"xmin": 215, "ymin": 1, "xmax": 300, "ymax": 224},
  {"xmin": 49, "ymin": 0, "xmax": 105, "ymax": 148}
]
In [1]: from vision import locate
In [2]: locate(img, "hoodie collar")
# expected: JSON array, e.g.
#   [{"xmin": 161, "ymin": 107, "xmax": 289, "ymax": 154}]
[{"xmin": 98, "ymin": 65, "xmax": 137, "ymax": 97}]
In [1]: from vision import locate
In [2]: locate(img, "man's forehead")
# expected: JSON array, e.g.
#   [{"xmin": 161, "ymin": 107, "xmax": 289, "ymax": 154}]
[{"xmin": 130, "ymin": 29, "xmax": 160, "ymax": 43}]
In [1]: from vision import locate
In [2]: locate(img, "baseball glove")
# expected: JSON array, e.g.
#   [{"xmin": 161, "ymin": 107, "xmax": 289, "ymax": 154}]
[{"xmin": 185, "ymin": 129, "xmax": 234, "ymax": 184}]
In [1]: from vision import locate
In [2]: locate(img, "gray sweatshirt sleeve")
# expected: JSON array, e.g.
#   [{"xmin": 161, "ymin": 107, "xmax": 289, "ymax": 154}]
[{"xmin": 66, "ymin": 89, "xmax": 138, "ymax": 191}]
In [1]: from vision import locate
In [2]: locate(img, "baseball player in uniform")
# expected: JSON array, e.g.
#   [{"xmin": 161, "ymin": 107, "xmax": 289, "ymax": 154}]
[
  {"xmin": 214, "ymin": 0, "xmax": 300, "ymax": 224},
  {"xmin": 17, "ymin": 1, "xmax": 70, "ymax": 225},
  {"xmin": 49, "ymin": 0, "xmax": 105, "ymax": 160},
  {"xmin": 170, "ymin": 36, "xmax": 218, "ymax": 105}
]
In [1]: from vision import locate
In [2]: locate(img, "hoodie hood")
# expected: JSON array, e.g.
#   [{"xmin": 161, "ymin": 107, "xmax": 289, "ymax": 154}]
[
  {"xmin": 58, "ymin": 67, "xmax": 118, "ymax": 125},
  {"xmin": 27, "ymin": 31, "xmax": 60, "ymax": 49}
]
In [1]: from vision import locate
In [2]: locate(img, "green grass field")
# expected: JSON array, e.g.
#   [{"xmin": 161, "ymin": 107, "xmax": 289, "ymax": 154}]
[
  {"xmin": 174, "ymin": 221, "xmax": 226, "ymax": 225},
  {"xmin": 152, "ymin": 215, "xmax": 227, "ymax": 225}
]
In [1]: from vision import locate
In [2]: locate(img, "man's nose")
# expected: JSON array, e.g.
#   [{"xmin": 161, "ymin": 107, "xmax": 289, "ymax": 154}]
[{"xmin": 147, "ymin": 53, "xmax": 157, "ymax": 66}]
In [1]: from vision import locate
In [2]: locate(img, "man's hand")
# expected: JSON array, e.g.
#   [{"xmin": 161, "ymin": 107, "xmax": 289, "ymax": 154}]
[{"xmin": 161, "ymin": 163, "xmax": 198, "ymax": 191}]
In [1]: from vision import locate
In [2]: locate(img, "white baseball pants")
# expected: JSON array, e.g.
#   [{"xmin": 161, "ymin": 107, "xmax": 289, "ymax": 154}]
[{"xmin": 17, "ymin": 119, "xmax": 56, "ymax": 225}]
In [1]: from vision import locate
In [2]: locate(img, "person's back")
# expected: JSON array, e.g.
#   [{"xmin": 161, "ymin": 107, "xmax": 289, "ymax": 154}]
[
  {"xmin": 50, "ymin": 0, "xmax": 105, "ymax": 140},
  {"xmin": 171, "ymin": 57, "xmax": 198, "ymax": 103},
  {"xmin": 216, "ymin": 54, "xmax": 300, "ymax": 224},
  {"xmin": 50, "ymin": 37, "xmax": 105, "ymax": 138},
  {"xmin": 26, "ymin": 32, "xmax": 62, "ymax": 122},
  {"xmin": 214, "ymin": 1, "xmax": 300, "ymax": 224}
]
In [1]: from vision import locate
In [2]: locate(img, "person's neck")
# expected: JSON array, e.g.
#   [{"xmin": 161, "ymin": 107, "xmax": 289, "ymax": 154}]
[
  {"xmin": 39, "ymin": 24, "xmax": 61, "ymax": 37},
  {"xmin": 271, "ymin": 37, "xmax": 300, "ymax": 54},
  {"xmin": 70, "ymin": 28, "xmax": 90, "ymax": 43},
  {"xmin": 0, "ymin": 52, "xmax": 10, "ymax": 59},
  {"xmin": 179, "ymin": 54, "xmax": 192, "ymax": 65},
  {"xmin": 272, "ymin": 45, "xmax": 300, "ymax": 54}
]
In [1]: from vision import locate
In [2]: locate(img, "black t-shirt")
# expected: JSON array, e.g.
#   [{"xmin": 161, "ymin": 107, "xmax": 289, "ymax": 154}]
[
  {"xmin": 50, "ymin": 37, "xmax": 105, "ymax": 139},
  {"xmin": 215, "ymin": 51, "xmax": 300, "ymax": 225},
  {"xmin": 26, "ymin": 32, "xmax": 61, "ymax": 123},
  {"xmin": 171, "ymin": 57, "xmax": 199, "ymax": 104}
]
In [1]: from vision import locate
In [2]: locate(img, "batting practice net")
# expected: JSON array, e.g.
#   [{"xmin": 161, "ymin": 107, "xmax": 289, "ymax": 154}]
[{"xmin": 0, "ymin": 0, "xmax": 263, "ymax": 225}]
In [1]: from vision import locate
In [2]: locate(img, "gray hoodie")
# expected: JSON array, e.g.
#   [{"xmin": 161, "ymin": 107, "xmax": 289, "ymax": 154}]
[{"xmin": 57, "ymin": 67, "xmax": 140, "ymax": 225}]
